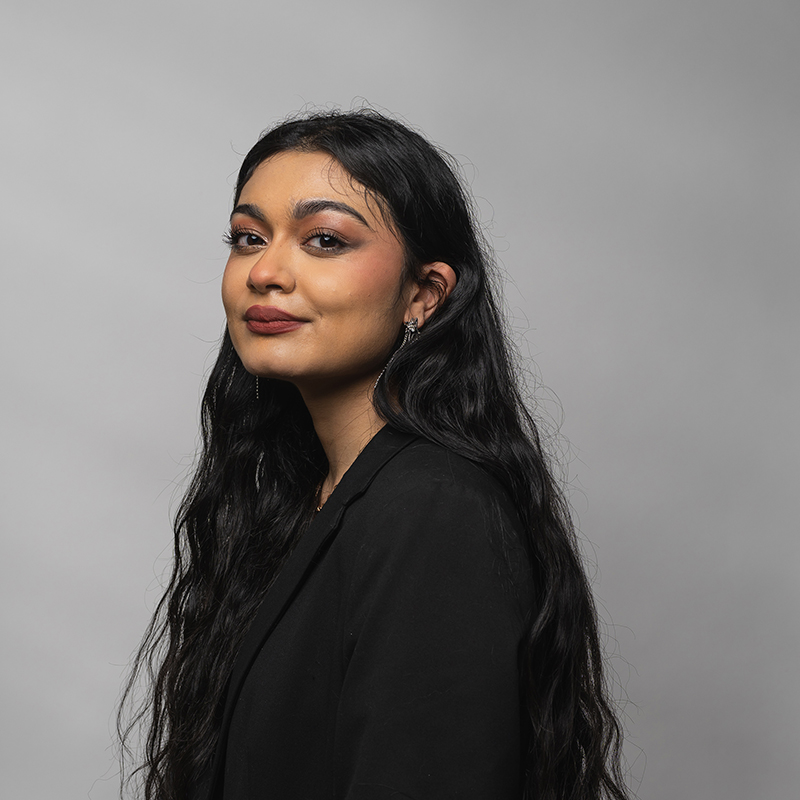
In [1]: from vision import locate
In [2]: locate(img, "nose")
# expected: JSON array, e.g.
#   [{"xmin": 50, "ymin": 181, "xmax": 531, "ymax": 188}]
[{"xmin": 246, "ymin": 242, "xmax": 296, "ymax": 294}]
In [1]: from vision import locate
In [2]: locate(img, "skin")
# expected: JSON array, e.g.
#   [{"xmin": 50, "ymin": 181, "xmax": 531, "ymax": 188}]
[{"xmin": 222, "ymin": 150, "xmax": 456, "ymax": 502}]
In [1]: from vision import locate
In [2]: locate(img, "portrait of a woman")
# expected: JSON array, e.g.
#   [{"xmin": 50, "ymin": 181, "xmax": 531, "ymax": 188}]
[{"xmin": 121, "ymin": 109, "xmax": 630, "ymax": 800}]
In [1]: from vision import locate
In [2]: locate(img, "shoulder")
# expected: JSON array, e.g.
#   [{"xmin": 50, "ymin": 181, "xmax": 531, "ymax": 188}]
[
  {"xmin": 365, "ymin": 435, "xmax": 516, "ymax": 516},
  {"xmin": 339, "ymin": 434, "xmax": 531, "ymax": 600},
  {"xmin": 334, "ymin": 434, "xmax": 533, "ymax": 639}
]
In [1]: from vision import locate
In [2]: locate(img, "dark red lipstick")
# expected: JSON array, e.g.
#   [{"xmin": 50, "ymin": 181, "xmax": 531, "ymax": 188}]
[{"xmin": 244, "ymin": 305, "xmax": 305, "ymax": 335}]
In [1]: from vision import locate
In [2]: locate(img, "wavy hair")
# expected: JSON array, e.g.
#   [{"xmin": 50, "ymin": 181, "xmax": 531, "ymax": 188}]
[{"xmin": 119, "ymin": 108, "xmax": 630, "ymax": 800}]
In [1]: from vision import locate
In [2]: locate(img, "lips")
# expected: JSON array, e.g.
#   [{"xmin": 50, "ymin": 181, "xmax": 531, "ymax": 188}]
[{"xmin": 244, "ymin": 305, "xmax": 306, "ymax": 335}]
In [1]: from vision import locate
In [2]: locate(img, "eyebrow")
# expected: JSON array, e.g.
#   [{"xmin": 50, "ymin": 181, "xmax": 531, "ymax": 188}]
[
  {"xmin": 230, "ymin": 199, "xmax": 371, "ymax": 229},
  {"xmin": 292, "ymin": 199, "xmax": 371, "ymax": 229},
  {"xmin": 230, "ymin": 202, "xmax": 267, "ymax": 223}
]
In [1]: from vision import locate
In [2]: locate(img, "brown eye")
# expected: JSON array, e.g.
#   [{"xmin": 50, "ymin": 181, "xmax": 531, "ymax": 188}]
[
  {"xmin": 313, "ymin": 234, "xmax": 340, "ymax": 249},
  {"xmin": 241, "ymin": 233, "xmax": 264, "ymax": 247},
  {"xmin": 304, "ymin": 231, "xmax": 346, "ymax": 252},
  {"xmin": 224, "ymin": 228, "xmax": 266, "ymax": 251}
]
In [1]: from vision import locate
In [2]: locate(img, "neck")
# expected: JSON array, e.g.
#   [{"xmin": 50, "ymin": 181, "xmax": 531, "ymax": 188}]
[{"xmin": 299, "ymin": 377, "xmax": 385, "ymax": 500}]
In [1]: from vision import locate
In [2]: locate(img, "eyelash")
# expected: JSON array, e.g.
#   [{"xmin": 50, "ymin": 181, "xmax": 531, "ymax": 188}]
[
  {"xmin": 222, "ymin": 226, "xmax": 348, "ymax": 254},
  {"xmin": 303, "ymin": 227, "xmax": 347, "ymax": 253},
  {"xmin": 222, "ymin": 227, "xmax": 265, "ymax": 251}
]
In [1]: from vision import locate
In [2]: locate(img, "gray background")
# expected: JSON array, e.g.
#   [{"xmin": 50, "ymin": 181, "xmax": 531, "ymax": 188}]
[{"xmin": 1, "ymin": 1, "xmax": 797, "ymax": 798}]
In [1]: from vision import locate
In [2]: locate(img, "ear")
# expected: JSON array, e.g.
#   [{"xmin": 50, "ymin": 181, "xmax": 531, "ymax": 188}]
[{"xmin": 405, "ymin": 262, "xmax": 457, "ymax": 327}]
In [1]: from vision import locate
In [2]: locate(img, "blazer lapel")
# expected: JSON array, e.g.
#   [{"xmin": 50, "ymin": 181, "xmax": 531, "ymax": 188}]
[{"xmin": 202, "ymin": 425, "xmax": 418, "ymax": 799}]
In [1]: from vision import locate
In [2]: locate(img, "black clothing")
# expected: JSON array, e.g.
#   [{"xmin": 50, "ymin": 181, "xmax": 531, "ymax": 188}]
[{"xmin": 201, "ymin": 426, "xmax": 532, "ymax": 800}]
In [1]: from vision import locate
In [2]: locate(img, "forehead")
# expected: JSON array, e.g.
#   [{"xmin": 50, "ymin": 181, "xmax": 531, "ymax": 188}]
[{"xmin": 239, "ymin": 151, "xmax": 387, "ymax": 228}]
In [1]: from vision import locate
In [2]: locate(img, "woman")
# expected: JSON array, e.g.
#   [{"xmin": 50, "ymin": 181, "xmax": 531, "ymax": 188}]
[{"xmin": 120, "ymin": 109, "xmax": 629, "ymax": 800}]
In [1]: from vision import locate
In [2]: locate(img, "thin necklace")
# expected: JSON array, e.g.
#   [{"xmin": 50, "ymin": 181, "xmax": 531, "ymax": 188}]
[{"xmin": 315, "ymin": 480, "xmax": 336, "ymax": 513}]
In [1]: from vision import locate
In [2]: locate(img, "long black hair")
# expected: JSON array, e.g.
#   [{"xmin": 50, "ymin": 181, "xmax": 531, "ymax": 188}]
[{"xmin": 119, "ymin": 108, "xmax": 629, "ymax": 800}]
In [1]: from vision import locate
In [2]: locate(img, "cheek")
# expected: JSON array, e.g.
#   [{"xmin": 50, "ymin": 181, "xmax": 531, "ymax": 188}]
[
  {"xmin": 220, "ymin": 261, "xmax": 240, "ymax": 317},
  {"xmin": 334, "ymin": 256, "xmax": 406, "ymax": 318}
]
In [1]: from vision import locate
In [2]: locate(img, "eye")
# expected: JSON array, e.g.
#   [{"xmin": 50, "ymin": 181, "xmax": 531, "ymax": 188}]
[
  {"xmin": 223, "ymin": 228, "xmax": 266, "ymax": 252},
  {"xmin": 304, "ymin": 229, "xmax": 347, "ymax": 253}
]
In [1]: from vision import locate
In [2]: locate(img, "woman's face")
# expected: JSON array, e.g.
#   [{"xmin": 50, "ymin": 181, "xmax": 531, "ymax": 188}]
[{"xmin": 222, "ymin": 150, "xmax": 414, "ymax": 390}]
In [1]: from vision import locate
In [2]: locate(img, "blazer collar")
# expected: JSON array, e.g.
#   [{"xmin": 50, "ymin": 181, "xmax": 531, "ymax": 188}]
[{"xmin": 202, "ymin": 424, "xmax": 419, "ymax": 799}]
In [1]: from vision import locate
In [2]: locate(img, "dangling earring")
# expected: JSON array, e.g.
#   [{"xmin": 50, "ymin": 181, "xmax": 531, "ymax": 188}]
[
  {"xmin": 374, "ymin": 317, "xmax": 419, "ymax": 389},
  {"xmin": 255, "ymin": 376, "xmax": 260, "ymax": 401},
  {"xmin": 399, "ymin": 317, "xmax": 419, "ymax": 348}
]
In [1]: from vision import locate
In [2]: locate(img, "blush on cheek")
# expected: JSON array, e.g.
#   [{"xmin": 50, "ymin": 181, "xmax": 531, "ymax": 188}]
[
  {"xmin": 220, "ymin": 272, "xmax": 236, "ymax": 316},
  {"xmin": 353, "ymin": 264, "xmax": 404, "ymax": 304}
]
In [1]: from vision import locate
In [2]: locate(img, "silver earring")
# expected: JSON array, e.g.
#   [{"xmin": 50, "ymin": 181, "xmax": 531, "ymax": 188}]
[
  {"xmin": 400, "ymin": 317, "xmax": 419, "ymax": 347},
  {"xmin": 255, "ymin": 376, "xmax": 260, "ymax": 401},
  {"xmin": 374, "ymin": 318, "xmax": 419, "ymax": 389}
]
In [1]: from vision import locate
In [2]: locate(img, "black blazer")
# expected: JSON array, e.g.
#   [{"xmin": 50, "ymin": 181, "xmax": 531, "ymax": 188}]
[{"xmin": 199, "ymin": 426, "xmax": 533, "ymax": 800}]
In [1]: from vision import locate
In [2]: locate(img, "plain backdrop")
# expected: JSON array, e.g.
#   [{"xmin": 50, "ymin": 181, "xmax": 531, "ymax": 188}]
[{"xmin": 1, "ymin": 2, "xmax": 797, "ymax": 798}]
